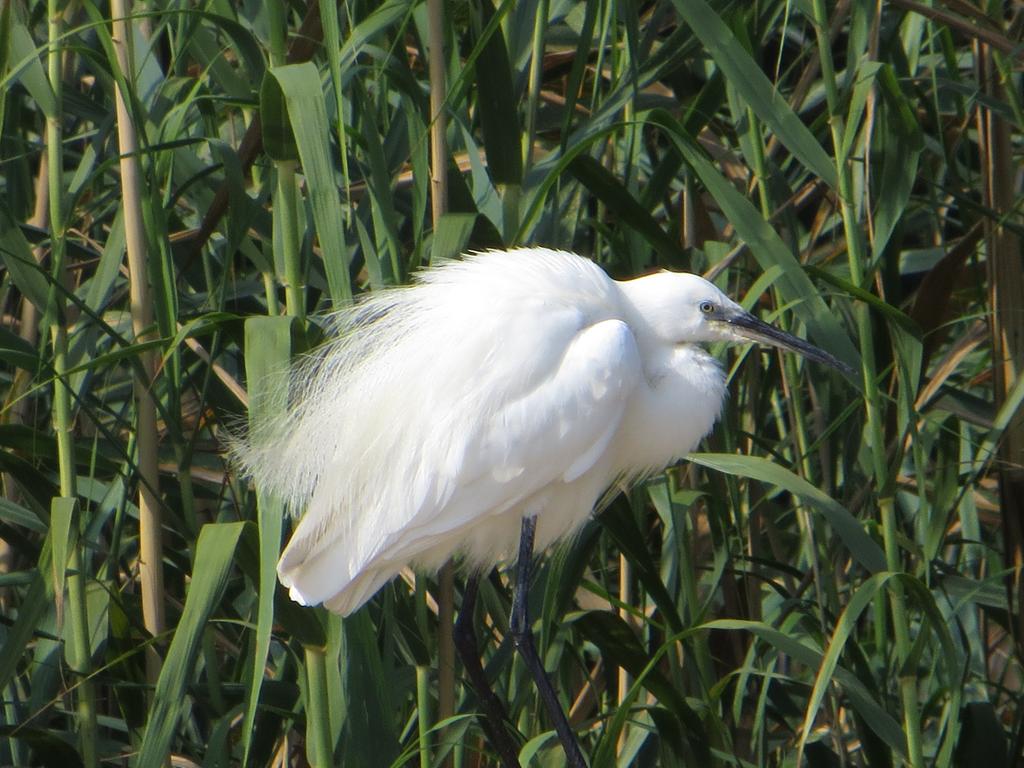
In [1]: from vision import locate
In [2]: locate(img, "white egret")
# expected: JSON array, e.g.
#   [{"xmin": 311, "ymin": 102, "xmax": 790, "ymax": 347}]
[{"xmin": 233, "ymin": 247, "xmax": 851, "ymax": 767}]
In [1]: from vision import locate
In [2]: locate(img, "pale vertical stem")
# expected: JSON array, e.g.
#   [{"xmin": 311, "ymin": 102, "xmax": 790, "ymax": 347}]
[
  {"xmin": 111, "ymin": 0, "xmax": 164, "ymax": 689},
  {"xmin": 47, "ymin": 2, "xmax": 98, "ymax": 766},
  {"xmin": 427, "ymin": 0, "xmax": 448, "ymax": 234},
  {"xmin": 427, "ymin": 0, "xmax": 455, "ymax": 759},
  {"xmin": 809, "ymin": 2, "xmax": 922, "ymax": 765},
  {"xmin": 616, "ymin": 555, "xmax": 631, "ymax": 757}
]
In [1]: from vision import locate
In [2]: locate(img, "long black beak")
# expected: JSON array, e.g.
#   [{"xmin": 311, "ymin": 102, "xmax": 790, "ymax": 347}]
[{"xmin": 722, "ymin": 309, "xmax": 855, "ymax": 375}]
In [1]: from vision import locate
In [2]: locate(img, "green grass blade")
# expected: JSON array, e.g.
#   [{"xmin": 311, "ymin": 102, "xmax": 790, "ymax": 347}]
[
  {"xmin": 689, "ymin": 452, "xmax": 886, "ymax": 573},
  {"xmin": 472, "ymin": 0, "xmax": 522, "ymax": 187},
  {"xmin": 137, "ymin": 522, "xmax": 248, "ymax": 766},
  {"xmin": 268, "ymin": 62, "xmax": 353, "ymax": 305},
  {"xmin": 0, "ymin": 211, "xmax": 51, "ymax": 312},
  {"xmin": 703, "ymin": 618, "xmax": 906, "ymax": 757},
  {"xmin": 4, "ymin": 20, "xmax": 57, "ymax": 119},
  {"xmin": 240, "ymin": 316, "xmax": 293, "ymax": 766}
]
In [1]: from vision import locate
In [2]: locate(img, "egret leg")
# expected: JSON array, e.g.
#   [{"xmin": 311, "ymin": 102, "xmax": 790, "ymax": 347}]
[
  {"xmin": 510, "ymin": 516, "xmax": 588, "ymax": 768},
  {"xmin": 453, "ymin": 573, "xmax": 522, "ymax": 768}
]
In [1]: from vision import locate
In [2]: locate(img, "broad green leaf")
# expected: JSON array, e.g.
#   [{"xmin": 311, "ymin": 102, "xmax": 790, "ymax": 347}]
[
  {"xmin": 0, "ymin": 498, "xmax": 46, "ymax": 533},
  {"xmin": 973, "ymin": 370, "xmax": 1024, "ymax": 476},
  {"xmin": 338, "ymin": 611, "xmax": 401, "ymax": 766},
  {"xmin": 430, "ymin": 213, "xmax": 477, "ymax": 264},
  {"xmin": 138, "ymin": 522, "xmax": 248, "ymax": 766},
  {"xmin": 0, "ymin": 212, "xmax": 50, "ymax": 311},
  {"xmin": 688, "ymin": 453, "xmax": 886, "ymax": 573},
  {"xmin": 473, "ymin": 0, "xmax": 522, "ymax": 186},
  {"xmin": 839, "ymin": 62, "xmax": 884, "ymax": 164},
  {"xmin": 83, "ymin": 208, "xmax": 126, "ymax": 313},
  {"xmin": 4, "ymin": 21, "xmax": 57, "ymax": 118},
  {"xmin": 871, "ymin": 65, "xmax": 924, "ymax": 261},
  {"xmin": 268, "ymin": 63, "xmax": 353, "ymax": 304},
  {"xmin": 241, "ymin": 316, "xmax": 293, "ymax": 767},
  {"xmin": 259, "ymin": 73, "xmax": 298, "ymax": 162}
]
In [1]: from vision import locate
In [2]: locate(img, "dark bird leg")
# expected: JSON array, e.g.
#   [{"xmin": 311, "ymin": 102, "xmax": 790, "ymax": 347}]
[
  {"xmin": 453, "ymin": 572, "xmax": 522, "ymax": 768},
  {"xmin": 510, "ymin": 515, "xmax": 588, "ymax": 768}
]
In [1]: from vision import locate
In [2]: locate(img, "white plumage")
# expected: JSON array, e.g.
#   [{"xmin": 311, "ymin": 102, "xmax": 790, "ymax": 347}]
[{"xmin": 233, "ymin": 247, "xmax": 845, "ymax": 615}]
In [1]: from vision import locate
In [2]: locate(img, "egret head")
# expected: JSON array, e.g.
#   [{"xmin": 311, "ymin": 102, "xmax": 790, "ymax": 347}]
[{"xmin": 620, "ymin": 270, "xmax": 853, "ymax": 374}]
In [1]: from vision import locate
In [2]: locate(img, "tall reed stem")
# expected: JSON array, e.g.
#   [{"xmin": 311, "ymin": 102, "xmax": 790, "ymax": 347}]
[
  {"xmin": 427, "ymin": 0, "xmax": 455, "ymax": 763},
  {"xmin": 110, "ymin": 0, "xmax": 165, "ymax": 691},
  {"xmin": 304, "ymin": 645, "xmax": 333, "ymax": 766},
  {"xmin": 47, "ymin": 1, "xmax": 98, "ymax": 765}
]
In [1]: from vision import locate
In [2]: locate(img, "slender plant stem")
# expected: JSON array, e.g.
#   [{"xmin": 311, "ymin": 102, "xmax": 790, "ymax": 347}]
[
  {"xmin": 416, "ymin": 664, "xmax": 432, "ymax": 768},
  {"xmin": 110, "ymin": 0, "xmax": 165, "ymax": 692},
  {"xmin": 427, "ymin": 0, "xmax": 455, "ymax": 763},
  {"xmin": 428, "ymin": 0, "xmax": 449, "ymax": 234},
  {"xmin": 616, "ymin": 554, "xmax": 631, "ymax": 757},
  {"xmin": 304, "ymin": 645, "xmax": 333, "ymax": 767},
  {"xmin": 810, "ymin": 1, "xmax": 923, "ymax": 765},
  {"xmin": 262, "ymin": 271, "xmax": 281, "ymax": 315},
  {"xmin": 47, "ymin": 2, "xmax": 98, "ymax": 765}
]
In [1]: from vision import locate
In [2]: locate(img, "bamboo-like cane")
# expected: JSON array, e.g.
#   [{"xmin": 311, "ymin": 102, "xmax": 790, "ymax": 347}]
[{"xmin": 110, "ymin": 0, "xmax": 165, "ymax": 693}]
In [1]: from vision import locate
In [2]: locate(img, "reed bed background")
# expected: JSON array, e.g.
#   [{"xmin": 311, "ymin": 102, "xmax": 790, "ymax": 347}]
[{"xmin": 0, "ymin": 0, "xmax": 1022, "ymax": 765}]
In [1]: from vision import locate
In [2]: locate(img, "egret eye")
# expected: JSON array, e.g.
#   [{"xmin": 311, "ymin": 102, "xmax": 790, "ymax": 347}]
[{"xmin": 699, "ymin": 301, "xmax": 715, "ymax": 315}]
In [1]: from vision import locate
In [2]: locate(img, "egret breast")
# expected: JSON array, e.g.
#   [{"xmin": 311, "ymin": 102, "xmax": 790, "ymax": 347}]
[{"xmin": 616, "ymin": 344, "xmax": 726, "ymax": 474}]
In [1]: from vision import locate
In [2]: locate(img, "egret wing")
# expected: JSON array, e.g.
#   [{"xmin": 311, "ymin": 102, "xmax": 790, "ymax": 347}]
[
  {"xmin": 389, "ymin": 317, "xmax": 642, "ymax": 541},
  {"xmin": 280, "ymin": 317, "xmax": 641, "ymax": 614}
]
